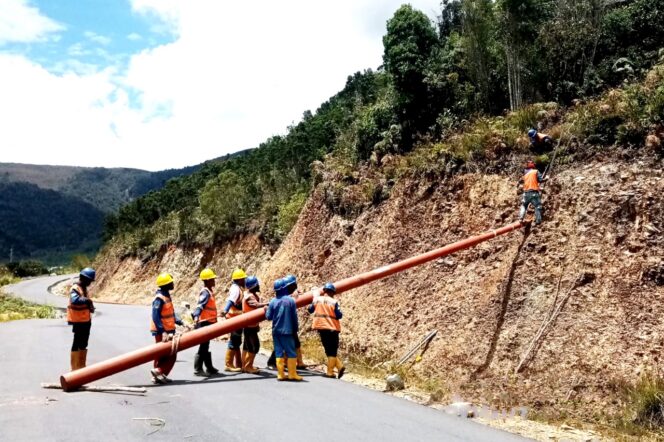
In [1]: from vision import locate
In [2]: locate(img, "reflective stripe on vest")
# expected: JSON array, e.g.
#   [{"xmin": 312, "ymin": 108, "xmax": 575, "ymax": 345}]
[
  {"xmin": 150, "ymin": 294, "xmax": 176, "ymax": 332},
  {"xmin": 312, "ymin": 297, "xmax": 341, "ymax": 332},
  {"xmin": 226, "ymin": 284, "xmax": 243, "ymax": 319},
  {"xmin": 199, "ymin": 288, "xmax": 218, "ymax": 324},
  {"xmin": 67, "ymin": 283, "xmax": 91, "ymax": 323},
  {"xmin": 242, "ymin": 292, "xmax": 261, "ymax": 328},
  {"xmin": 523, "ymin": 169, "xmax": 540, "ymax": 192}
]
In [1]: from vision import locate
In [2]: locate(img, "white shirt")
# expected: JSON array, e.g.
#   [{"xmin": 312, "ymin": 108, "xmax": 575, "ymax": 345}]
[{"xmin": 227, "ymin": 284, "xmax": 241, "ymax": 304}]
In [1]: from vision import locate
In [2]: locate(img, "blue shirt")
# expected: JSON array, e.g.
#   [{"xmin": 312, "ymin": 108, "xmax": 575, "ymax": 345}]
[
  {"xmin": 266, "ymin": 294, "xmax": 298, "ymax": 335},
  {"xmin": 70, "ymin": 282, "xmax": 89, "ymax": 305}
]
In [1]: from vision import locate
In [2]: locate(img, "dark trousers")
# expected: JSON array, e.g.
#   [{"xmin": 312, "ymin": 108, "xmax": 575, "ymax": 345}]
[
  {"xmin": 71, "ymin": 322, "xmax": 91, "ymax": 351},
  {"xmin": 195, "ymin": 321, "xmax": 211, "ymax": 356},
  {"xmin": 243, "ymin": 327, "xmax": 260, "ymax": 353},
  {"xmin": 318, "ymin": 329, "xmax": 340, "ymax": 357},
  {"xmin": 154, "ymin": 334, "xmax": 176, "ymax": 376},
  {"xmin": 228, "ymin": 328, "xmax": 243, "ymax": 350}
]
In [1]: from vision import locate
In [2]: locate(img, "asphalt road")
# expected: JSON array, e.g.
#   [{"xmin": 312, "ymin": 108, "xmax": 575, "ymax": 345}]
[{"xmin": 0, "ymin": 275, "xmax": 529, "ymax": 442}]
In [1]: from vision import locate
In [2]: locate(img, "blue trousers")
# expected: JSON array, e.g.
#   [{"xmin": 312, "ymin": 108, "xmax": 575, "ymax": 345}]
[
  {"xmin": 272, "ymin": 333, "xmax": 297, "ymax": 359},
  {"xmin": 520, "ymin": 191, "xmax": 543, "ymax": 224}
]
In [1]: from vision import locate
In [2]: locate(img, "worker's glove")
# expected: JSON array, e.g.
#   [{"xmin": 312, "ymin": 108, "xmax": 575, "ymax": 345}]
[{"xmin": 162, "ymin": 333, "xmax": 173, "ymax": 342}]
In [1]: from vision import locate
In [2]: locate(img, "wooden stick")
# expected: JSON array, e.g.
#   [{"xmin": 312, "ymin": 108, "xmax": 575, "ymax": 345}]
[{"xmin": 41, "ymin": 383, "xmax": 147, "ymax": 393}]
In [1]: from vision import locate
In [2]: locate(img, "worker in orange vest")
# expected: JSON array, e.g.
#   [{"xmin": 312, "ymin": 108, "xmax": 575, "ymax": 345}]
[
  {"xmin": 150, "ymin": 273, "xmax": 183, "ymax": 384},
  {"xmin": 309, "ymin": 283, "xmax": 345, "ymax": 379},
  {"xmin": 241, "ymin": 275, "xmax": 267, "ymax": 374},
  {"xmin": 67, "ymin": 267, "xmax": 96, "ymax": 371},
  {"xmin": 223, "ymin": 268, "xmax": 246, "ymax": 372},
  {"xmin": 519, "ymin": 160, "xmax": 546, "ymax": 225},
  {"xmin": 528, "ymin": 129, "xmax": 553, "ymax": 152},
  {"xmin": 192, "ymin": 268, "xmax": 221, "ymax": 376}
]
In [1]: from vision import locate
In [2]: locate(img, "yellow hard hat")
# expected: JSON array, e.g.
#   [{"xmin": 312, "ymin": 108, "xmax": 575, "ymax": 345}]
[
  {"xmin": 200, "ymin": 268, "xmax": 217, "ymax": 281},
  {"xmin": 231, "ymin": 268, "xmax": 247, "ymax": 280},
  {"xmin": 156, "ymin": 272, "xmax": 174, "ymax": 287}
]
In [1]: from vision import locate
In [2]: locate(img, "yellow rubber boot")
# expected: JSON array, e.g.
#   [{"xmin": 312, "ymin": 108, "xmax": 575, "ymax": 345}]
[
  {"xmin": 287, "ymin": 358, "xmax": 303, "ymax": 381},
  {"xmin": 80, "ymin": 349, "xmax": 88, "ymax": 368},
  {"xmin": 276, "ymin": 358, "xmax": 287, "ymax": 381},
  {"xmin": 335, "ymin": 357, "xmax": 346, "ymax": 379},
  {"xmin": 70, "ymin": 351, "xmax": 79, "ymax": 371},
  {"xmin": 241, "ymin": 351, "xmax": 248, "ymax": 372},
  {"xmin": 225, "ymin": 349, "xmax": 241, "ymax": 372},
  {"xmin": 324, "ymin": 357, "xmax": 336, "ymax": 378},
  {"xmin": 296, "ymin": 348, "xmax": 306, "ymax": 369},
  {"xmin": 243, "ymin": 353, "xmax": 259, "ymax": 374},
  {"xmin": 234, "ymin": 349, "xmax": 242, "ymax": 369}
]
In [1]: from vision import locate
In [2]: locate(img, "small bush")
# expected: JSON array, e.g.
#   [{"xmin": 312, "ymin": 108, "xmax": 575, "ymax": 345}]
[
  {"xmin": 277, "ymin": 191, "xmax": 308, "ymax": 237},
  {"xmin": 6, "ymin": 261, "xmax": 48, "ymax": 278},
  {"xmin": 0, "ymin": 292, "xmax": 55, "ymax": 322},
  {"xmin": 625, "ymin": 372, "xmax": 664, "ymax": 431}
]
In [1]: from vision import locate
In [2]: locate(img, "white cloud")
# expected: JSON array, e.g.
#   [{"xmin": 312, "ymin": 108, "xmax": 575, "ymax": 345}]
[
  {"xmin": 0, "ymin": 1, "xmax": 440, "ymax": 171},
  {"xmin": 0, "ymin": 0, "xmax": 63, "ymax": 45},
  {"xmin": 84, "ymin": 31, "xmax": 112, "ymax": 46},
  {"xmin": 127, "ymin": 32, "xmax": 142, "ymax": 41}
]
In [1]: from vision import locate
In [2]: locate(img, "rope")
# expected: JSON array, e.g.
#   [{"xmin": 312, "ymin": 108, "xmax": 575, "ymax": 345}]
[{"xmin": 169, "ymin": 333, "xmax": 183, "ymax": 356}]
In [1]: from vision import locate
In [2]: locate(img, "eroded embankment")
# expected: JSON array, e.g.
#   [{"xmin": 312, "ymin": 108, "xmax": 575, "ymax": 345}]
[{"xmin": 94, "ymin": 153, "xmax": 664, "ymax": 422}]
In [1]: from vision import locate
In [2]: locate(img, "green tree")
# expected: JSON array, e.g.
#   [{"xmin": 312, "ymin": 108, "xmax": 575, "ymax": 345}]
[
  {"xmin": 199, "ymin": 171, "xmax": 248, "ymax": 239},
  {"xmin": 383, "ymin": 4, "xmax": 439, "ymax": 145}
]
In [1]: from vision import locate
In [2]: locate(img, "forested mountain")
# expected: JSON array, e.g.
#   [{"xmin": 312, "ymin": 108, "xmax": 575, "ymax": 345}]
[
  {"xmin": 104, "ymin": 0, "xmax": 664, "ymax": 256},
  {"xmin": 0, "ymin": 181, "xmax": 104, "ymax": 262}
]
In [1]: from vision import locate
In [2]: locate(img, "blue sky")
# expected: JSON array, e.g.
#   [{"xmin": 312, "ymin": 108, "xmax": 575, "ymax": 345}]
[{"xmin": 0, "ymin": 0, "xmax": 440, "ymax": 171}]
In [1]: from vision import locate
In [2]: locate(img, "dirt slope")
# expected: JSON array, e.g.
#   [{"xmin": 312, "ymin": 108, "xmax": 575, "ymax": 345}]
[{"xmin": 93, "ymin": 150, "xmax": 664, "ymax": 422}]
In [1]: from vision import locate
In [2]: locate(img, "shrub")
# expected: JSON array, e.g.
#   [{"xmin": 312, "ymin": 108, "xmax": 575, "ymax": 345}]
[
  {"xmin": 6, "ymin": 261, "xmax": 48, "ymax": 278},
  {"xmin": 277, "ymin": 191, "xmax": 308, "ymax": 237},
  {"xmin": 623, "ymin": 372, "xmax": 664, "ymax": 431}
]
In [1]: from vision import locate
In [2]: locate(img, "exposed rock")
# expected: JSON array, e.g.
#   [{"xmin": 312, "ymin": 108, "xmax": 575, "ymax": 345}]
[{"xmin": 385, "ymin": 374, "xmax": 405, "ymax": 391}]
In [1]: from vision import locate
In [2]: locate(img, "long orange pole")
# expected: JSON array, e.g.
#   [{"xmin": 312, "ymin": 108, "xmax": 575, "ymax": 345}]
[{"xmin": 60, "ymin": 221, "xmax": 526, "ymax": 391}]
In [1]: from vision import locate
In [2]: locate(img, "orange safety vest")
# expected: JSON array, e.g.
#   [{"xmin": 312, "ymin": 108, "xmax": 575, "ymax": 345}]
[
  {"xmin": 242, "ymin": 291, "xmax": 261, "ymax": 328},
  {"xmin": 150, "ymin": 294, "xmax": 176, "ymax": 333},
  {"xmin": 312, "ymin": 296, "xmax": 341, "ymax": 332},
  {"xmin": 226, "ymin": 284, "xmax": 243, "ymax": 319},
  {"xmin": 523, "ymin": 169, "xmax": 540, "ymax": 192},
  {"xmin": 199, "ymin": 288, "xmax": 218, "ymax": 324},
  {"xmin": 67, "ymin": 283, "xmax": 91, "ymax": 323}
]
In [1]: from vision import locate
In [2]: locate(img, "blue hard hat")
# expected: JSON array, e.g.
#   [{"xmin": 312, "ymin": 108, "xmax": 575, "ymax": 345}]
[
  {"xmin": 323, "ymin": 282, "xmax": 336, "ymax": 293},
  {"xmin": 80, "ymin": 267, "xmax": 96, "ymax": 281},
  {"xmin": 273, "ymin": 278, "xmax": 285, "ymax": 291},
  {"xmin": 246, "ymin": 275, "xmax": 259, "ymax": 290},
  {"xmin": 284, "ymin": 274, "xmax": 297, "ymax": 287},
  {"xmin": 528, "ymin": 129, "xmax": 537, "ymax": 138}
]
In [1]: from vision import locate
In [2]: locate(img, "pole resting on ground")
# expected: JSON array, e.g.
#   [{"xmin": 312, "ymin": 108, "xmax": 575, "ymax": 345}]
[{"xmin": 59, "ymin": 221, "xmax": 527, "ymax": 391}]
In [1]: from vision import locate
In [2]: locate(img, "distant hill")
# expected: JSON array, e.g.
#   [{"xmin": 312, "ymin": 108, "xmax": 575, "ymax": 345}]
[
  {"xmin": 0, "ymin": 163, "xmax": 199, "ymax": 213},
  {"xmin": 0, "ymin": 152, "xmax": 251, "ymax": 263},
  {"xmin": 0, "ymin": 181, "xmax": 104, "ymax": 262}
]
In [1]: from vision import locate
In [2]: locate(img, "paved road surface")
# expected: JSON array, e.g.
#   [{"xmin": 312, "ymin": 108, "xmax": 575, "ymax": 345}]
[{"xmin": 0, "ymin": 275, "xmax": 529, "ymax": 441}]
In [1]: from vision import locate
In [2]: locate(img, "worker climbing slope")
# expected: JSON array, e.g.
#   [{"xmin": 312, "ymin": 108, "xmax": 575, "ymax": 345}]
[
  {"xmin": 265, "ymin": 278, "xmax": 303, "ymax": 381},
  {"xmin": 223, "ymin": 268, "xmax": 246, "ymax": 372},
  {"xmin": 67, "ymin": 267, "xmax": 97, "ymax": 371},
  {"xmin": 518, "ymin": 160, "xmax": 547, "ymax": 225},
  {"xmin": 242, "ymin": 275, "xmax": 267, "ymax": 374},
  {"xmin": 149, "ymin": 273, "xmax": 183, "ymax": 384},
  {"xmin": 309, "ymin": 283, "xmax": 345, "ymax": 379},
  {"xmin": 192, "ymin": 268, "xmax": 221, "ymax": 377},
  {"xmin": 528, "ymin": 128, "xmax": 553, "ymax": 153}
]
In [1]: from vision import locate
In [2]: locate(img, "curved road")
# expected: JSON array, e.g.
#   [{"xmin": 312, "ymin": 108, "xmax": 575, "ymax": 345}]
[{"xmin": 0, "ymin": 275, "xmax": 528, "ymax": 441}]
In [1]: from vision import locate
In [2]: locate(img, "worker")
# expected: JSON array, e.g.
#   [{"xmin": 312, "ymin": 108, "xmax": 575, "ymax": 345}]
[
  {"xmin": 265, "ymin": 278, "xmax": 303, "ymax": 381},
  {"xmin": 284, "ymin": 274, "xmax": 307, "ymax": 369},
  {"xmin": 519, "ymin": 160, "xmax": 546, "ymax": 226},
  {"xmin": 149, "ymin": 273, "xmax": 184, "ymax": 384},
  {"xmin": 241, "ymin": 275, "xmax": 267, "ymax": 374},
  {"xmin": 223, "ymin": 268, "xmax": 247, "ymax": 372},
  {"xmin": 191, "ymin": 268, "xmax": 221, "ymax": 377},
  {"xmin": 528, "ymin": 129, "xmax": 553, "ymax": 152},
  {"xmin": 266, "ymin": 274, "xmax": 305, "ymax": 369},
  {"xmin": 308, "ymin": 283, "xmax": 345, "ymax": 379},
  {"xmin": 67, "ymin": 267, "xmax": 96, "ymax": 371}
]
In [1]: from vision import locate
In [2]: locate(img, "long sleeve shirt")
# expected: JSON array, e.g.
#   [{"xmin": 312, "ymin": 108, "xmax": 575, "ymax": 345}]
[
  {"xmin": 192, "ymin": 288, "xmax": 210, "ymax": 320},
  {"xmin": 151, "ymin": 290, "xmax": 182, "ymax": 335},
  {"xmin": 70, "ymin": 283, "xmax": 90, "ymax": 305},
  {"xmin": 223, "ymin": 284, "xmax": 242, "ymax": 314},
  {"xmin": 266, "ymin": 295, "xmax": 298, "ymax": 335}
]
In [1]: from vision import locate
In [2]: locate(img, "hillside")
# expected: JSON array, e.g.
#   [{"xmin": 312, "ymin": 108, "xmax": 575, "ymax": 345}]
[
  {"xmin": 91, "ymin": 0, "xmax": 664, "ymax": 435},
  {"xmin": 0, "ymin": 181, "xmax": 104, "ymax": 261}
]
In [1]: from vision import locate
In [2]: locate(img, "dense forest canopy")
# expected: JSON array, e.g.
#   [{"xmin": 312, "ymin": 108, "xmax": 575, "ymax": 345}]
[{"xmin": 105, "ymin": 0, "xmax": 664, "ymax": 254}]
